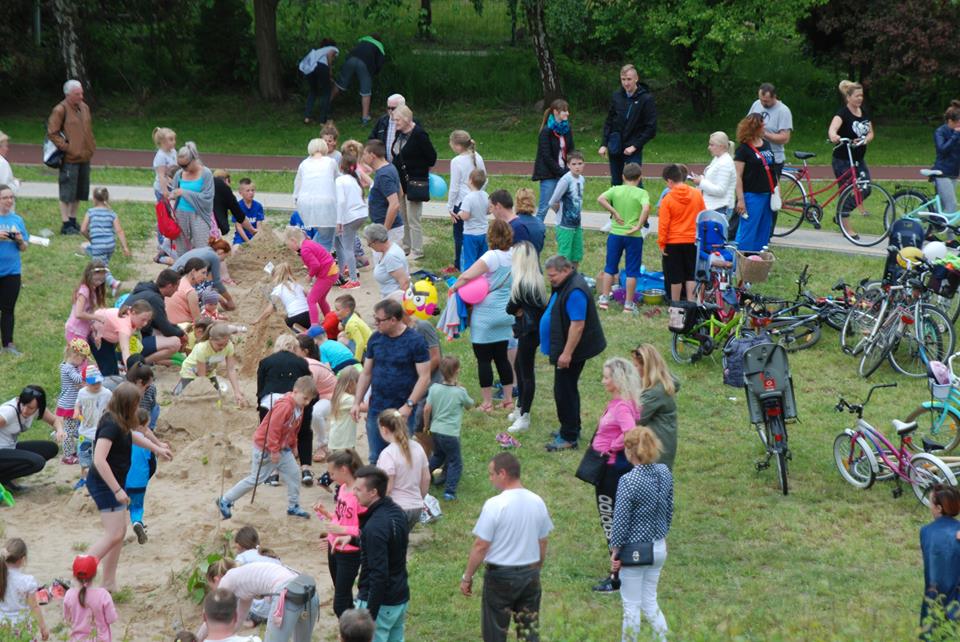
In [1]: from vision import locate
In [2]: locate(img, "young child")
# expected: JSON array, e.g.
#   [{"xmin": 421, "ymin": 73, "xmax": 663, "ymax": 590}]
[
  {"xmin": 80, "ymin": 187, "xmax": 131, "ymax": 297},
  {"xmin": 0, "ymin": 539, "xmax": 48, "ymax": 640},
  {"xmin": 173, "ymin": 322, "xmax": 247, "ymax": 408},
  {"xmin": 233, "ymin": 526, "xmax": 281, "ymax": 626},
  {"xmin": 424, "ymin": 356, "xmax": 474, "ymax": 501},
  {"xmin": 328, "ymin": 367, "xmax": 360, "ymax": 450},
  {"xmin": 73, "ymin": 366, "xmax": 112, "ymax": 489},
  {"xmin": 334, "ymin": 294, "xmax": 371, "ymax": 362},
  {"xmin": 658, "ymin": 163, "xmax": 706, "ymax": 302},
  {"xmin": 57, "ymin": 340, "xmax": 88, "ymax": 464},
  {"xmin": 201, "ymin": 288, "xmax": 227, "ymax": 321},
  {"xmin": 334, "ymin": 152, "xmax": 367, "ymax": 288},
  {"xmin": 458, "ymin": 168, "xmax": 490, "ymax": 271},
  {"xmin": 126, "ymin": 361, "xmax": 166, "ymax": 544},
  {"xmin": 447, "ymin": 130, "xmax": 486, "ymax": 273},
  {"xmin": 549, "ymin": 150, "xmax": 587, "ymax": 269},
  {"xmin": 233, "ymin": 178, "xmax": 264, "ymax": 246},
  {"xmin": 217, "ymin": 375, "xmax": 317, "ymax": 519},
  {"xmin": 307, "ymin": 326, "xmax": 357, "ymax": 374},
  {"xmin": 253, "ymin": 261, "xmax": 311, "ymax": 332},
  {"xmin": 322, "ymin": 122, "xmax": 342, "ymax": 166},
  {"xmin": 597, "ymin": 162, "xmax": 651, "ymax": 313},
  {"xmin": 65, "ymin": 262, "xmax": 108, "ymax": 344},
  {"xmin": 340, "ymin": 140, "xmax": 371, "ymax": 269},
  {"xmin": 152, "ymin": 127, "xmax": 177, "ymax": 202},
  {"xmin": 63, "ymin": 555, "xmax": 117, "ymax": 642},
  {"xmin": 178, "ymin": 317, "xmax": 214, "ymax": 356}
]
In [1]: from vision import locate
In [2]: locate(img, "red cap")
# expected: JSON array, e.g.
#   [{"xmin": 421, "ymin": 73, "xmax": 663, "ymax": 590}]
[{"xmin": 72, "ymin": 555, "xmax": 98, "ymax": 581}]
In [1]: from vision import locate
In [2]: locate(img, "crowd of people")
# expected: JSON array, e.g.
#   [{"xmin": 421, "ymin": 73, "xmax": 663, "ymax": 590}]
[{"xmin": 1, "ymin": 60, "xmax": 960, "ymax": 641}]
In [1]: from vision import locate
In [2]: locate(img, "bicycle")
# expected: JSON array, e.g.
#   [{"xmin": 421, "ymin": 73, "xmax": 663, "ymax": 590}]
[
  {"xmin": 669, "ymin": 290, "xmax": 772, "ymax": 364},
  {"xmin": 833, "ymin": 383, "xmax": 957, "ymax": 507},
  {"xmin": 773, "ymin": 139, "xmax": 896, "ymax": 247},
  {"xmin": 742, "ymin": 342, "xmax": 796, "ymax": 495},
  {"xmin": 762, "ymin": 265, "xmax": 857, "ymax": 351},
  {"xmin": 891, "ymin": 168, "xmax": 959, "ymax": 231},
  {"xmin": 902, "ymin": 352, "xmax": 960, "ymax": 453}
]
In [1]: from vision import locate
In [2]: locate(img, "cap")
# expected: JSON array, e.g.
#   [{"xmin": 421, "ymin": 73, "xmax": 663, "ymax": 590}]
[
  {"xmin": 202, "ymin": 289, "xmax": 220, "ymax": 306},
  {"xmin": 69, "ymin": 337, "xmax": 91, "ymax": 357},
  {"xmin": 306, "ymin": 325, "xmax": 327, "ymax": 339},
  {"xmin": 85, "ymin": 366, "xmax": 103, "ymax": 385},
  {"xmin": 72, "ymin": 555, "xmax": 98, "ymax": 581}
]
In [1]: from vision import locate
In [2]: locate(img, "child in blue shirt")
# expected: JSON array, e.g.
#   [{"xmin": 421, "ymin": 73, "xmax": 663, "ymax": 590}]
[
  {"xmin": 307, "ymin": 325, "xmax": 358, "ymax": 374},
  {"xmin": 233, "ymin": 178, "xmax": 264, "ymax": 245},
  {"xmin": 549, "ymin": 150, "xmax": 587, "ymax": 268}
]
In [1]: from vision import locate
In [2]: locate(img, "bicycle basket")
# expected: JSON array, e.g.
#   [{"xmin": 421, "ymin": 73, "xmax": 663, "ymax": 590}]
[
  {"xmin": 927, "ymin": 264, "xmax": 960, "ymax": 298},
  {"xmin": 736, "ymin": 250, "xmax": 775, "ymax": 284},
  {"xmin": 667, "ymin": 301, "xmax": 703, "ymax": 334}
]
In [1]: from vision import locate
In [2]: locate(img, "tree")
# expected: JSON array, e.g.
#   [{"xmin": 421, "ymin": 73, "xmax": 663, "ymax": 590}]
[
  {"xmin": 417, "ymin": 0, "xmax": 433, "ymax": 39},
  {"xmin": 523, "ymin": 0, "xmax": 562, "ymax": 103},
  {"xmin": 51, "ymin": 0, "xmax": 89, "ymax": 88},
  {"xmin": 253, "ymin": 0, "xmax": 283, "ymax": 100}
]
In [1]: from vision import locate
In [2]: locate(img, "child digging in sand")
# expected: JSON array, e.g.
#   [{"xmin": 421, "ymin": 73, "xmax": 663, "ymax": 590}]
[{"xmin": 172, "ymin": 322, "xmax": 247, "ymax": 407}]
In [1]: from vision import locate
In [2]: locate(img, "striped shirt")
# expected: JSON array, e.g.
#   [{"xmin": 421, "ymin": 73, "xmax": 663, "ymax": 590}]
[
  {"xmin": 139, "ymin": 383, "xmax": 157, "ymax": 413},
  {"xmin": 57, "ymin": 362, "xmax": 84, "ymax": 412},
  {"xmin": 85, "ymin": 207, "xmax": 117, "ymax": 257}
]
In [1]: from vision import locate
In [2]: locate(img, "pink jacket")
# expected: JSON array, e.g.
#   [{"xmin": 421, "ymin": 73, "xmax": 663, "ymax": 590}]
[
  {"xmin": 329, "ymin": 484, "xmax": 367, "ymax": 553},
  {"xmin": 299, "ymin": 238, "xmax": 335, "ymax": 279},
  {"xmin": 592, "ymin": 398, "xmax": 640, "ymax": 464}
]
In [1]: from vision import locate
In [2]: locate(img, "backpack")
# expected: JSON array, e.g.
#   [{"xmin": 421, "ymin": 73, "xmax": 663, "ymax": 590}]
[
  {"xmin": 722, "ymin": 332, "xmax": 772, "ymax": 388},
  {"xmin": 155, "ymin": 200, "xmax": 181, "ymax": 240}
]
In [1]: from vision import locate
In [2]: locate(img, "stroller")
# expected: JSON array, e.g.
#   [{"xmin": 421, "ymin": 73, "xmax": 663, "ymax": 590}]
[
  {"xmin": 694, "ymin": 210, "xmax": 735, "ymax": 283},
  {"xmin": 882, "ymin": 218, "xmax": 925, "ymax": 283}
]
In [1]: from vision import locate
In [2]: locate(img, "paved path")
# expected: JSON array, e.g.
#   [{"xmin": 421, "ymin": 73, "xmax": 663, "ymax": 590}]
[
  {"xmin": 17, "ymin": 181, "xmax": 886, "ymax": 257},
  {"xmin": 7, "ymin": 143, "xmax": 928, "ymax": 181}
]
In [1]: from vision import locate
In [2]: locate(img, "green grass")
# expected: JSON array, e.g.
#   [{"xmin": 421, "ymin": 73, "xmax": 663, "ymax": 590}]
[{"xmin": 2, "ymin": 197, "xmax": 944, "ymax": 639}]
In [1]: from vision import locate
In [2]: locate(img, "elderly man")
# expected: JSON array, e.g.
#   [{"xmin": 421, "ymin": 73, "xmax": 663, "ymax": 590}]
[
  {"xmin": 540, "ymin": 255, "xmax": 606, "ymax": 451},
  {"xmin": 48, "ymin": 79, "xmax": 96, "ymax": 235},
  {"xmin": 369, "ymin": 94, "xmax": 406, "ymax": 162}
]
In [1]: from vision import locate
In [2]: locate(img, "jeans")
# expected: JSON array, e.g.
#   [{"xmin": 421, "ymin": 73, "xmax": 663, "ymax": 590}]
[
  {"xmin": 313, "ymin": 226, "xmax": 336, "ymax": 252},
  {"xmin": 536, "ymin": 178, "xmax": 559, "ymax": 221},
  {"xmin": 460, "ymin": 234, "xmax": 488, "ymax": 275},
  {"xmin": 609, "ymin": 150, "xmax": 644, "ymax": 186},
  {"xmin": 515, "ymin": 333, "xmax": 538, "ymax": 415},
  {"xmin": 453, "ymin": 217, "xmax": 464, "ymax": 270},
  {"xmin": 327, "ymin": 548, "xmax": 361, "ymax": 617},
  {"xmin": 304, "ymin": 66, "xmax": 332, "ymax": 121},
  {"xmin": 935, "ymin": 177, "xmax": 959, "ymax": 215},
  {"xmin": 223, "ymin": 447, "xmax": 301, "ymax": 508},
  {"xmin": 482, "ymin": 565, "xmax": 542, "ymax": 642},
  {"xmin": 0, "ymin": 274, "xmax": 21, "ymax": 347},
  {"xmin": 619, "ymin": 539, "xmax": 668, "ymax": 642},
  {"xmin": 354, "ymin": 599, "xmax": 408, "ymax": 642},
  {"xmin": 266, "ymin": 583, "xmax": 319, "ymax": 642},
  {"xmin": 555, "ymin": 360, "xmax": 586, "ymax": 443},
  {"xmin": 335, "ymin": 219, "xmax": 365, "ymax": 278},
  {"xmin": 428, "ymin": 433, "xmax": 462, "ymax": 495}
]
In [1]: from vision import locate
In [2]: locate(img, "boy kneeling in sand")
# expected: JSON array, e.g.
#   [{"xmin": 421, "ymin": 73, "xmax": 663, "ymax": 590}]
[{"xmin": 217, "ymin": 375, "xmax": 317, "ymax": 519}]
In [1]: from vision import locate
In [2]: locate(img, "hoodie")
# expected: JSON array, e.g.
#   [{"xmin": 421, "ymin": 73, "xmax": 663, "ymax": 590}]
[
  {"xmin": 639, "ymin": 376, "xmax": 680, "ymax": 470},
  {"xmin": 124, "ymin": 281, "xmax": 185, "ymax": 338},
  {"xmin": 657, "ymin": 183, "xmax": 704, "ymax": 250}
]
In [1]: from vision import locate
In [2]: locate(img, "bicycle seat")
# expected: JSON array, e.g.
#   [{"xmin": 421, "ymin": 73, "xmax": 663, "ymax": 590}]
[
  {"xmin": 794, "ymin": 151, "xmax": 816, "ymax": 160},
  {"xmin": 891, "ymin": 419, "xmax": 918, "ymax": 435},
  {"xmin": 923, "ymin": 437, "xmax": 947, "ymax": 452},
  {"xmin": 921, "ymin": 169, "xmax": 943, "ymax": 178}
]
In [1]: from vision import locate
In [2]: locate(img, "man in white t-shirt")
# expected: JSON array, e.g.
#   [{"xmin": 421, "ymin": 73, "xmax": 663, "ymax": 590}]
[
  {"xmin": 200, "ymin": 588, "xmax": 262, "ymax": 642},
  {"xmin": 747, "ymin": 82, "xmax": 793, "ymax": 178},
  {"xmin": 460, "ymin": 452, "xmax": 553, "ymax": 642}
]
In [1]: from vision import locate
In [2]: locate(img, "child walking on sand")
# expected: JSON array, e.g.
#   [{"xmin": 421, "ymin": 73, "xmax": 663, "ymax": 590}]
[
  {"xmin": 328, "ymin": 367, "xmax": 360, "ymax": 451},
  {"xmin": 424, "ymin": 356, "xmax": 474, "ymax": 501},
  {"xmin": 73, "ymin": 366, "xmax": 111, "ymax": 489},
  {"xmin": 57, "ymin": 340, "xmax": 88, "ymax": 465},
  {"xmin": 172, "ymin": 322, "xmax": 247, "ymax": 408},
  {"xmin": 63, "ymin": 555, "xmax": 117, "ymax": 642},
  {"xmin": 80, "ymin": 188, "xmax": 131, "ymax": 297},
  {"xmin": 0, "ymin": 538, "xmax": 49, "ymax": 640},
  {"xmin": 217, "ymin": 375, "xmax": 317, "ymax": 520}
]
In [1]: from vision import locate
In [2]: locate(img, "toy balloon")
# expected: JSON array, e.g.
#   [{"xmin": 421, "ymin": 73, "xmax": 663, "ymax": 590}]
[
  {"xmin": 428, "ymin": 173, "xmax": 448, "ymax": 200},
  {"xmin": 457, "ymin": 276, "xmax": 489, "ymax": 305},
  {"xmin": 403, "ymin": 279, "xmax": 440, "ymax": 320},
  {"xmin": 923, "ymin": 241, "xmax": 949, "ymax": 262},
  {"xmin": 897, "ymin": 246, "xmax": 924, "ymax": 270}
]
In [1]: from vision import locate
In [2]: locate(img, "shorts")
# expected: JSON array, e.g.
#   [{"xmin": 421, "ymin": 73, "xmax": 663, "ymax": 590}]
[
  {"xmin": 662, "ymin": 243, "xmax": 697, "ymax": 285},
  {"xmin": 556, "ymin": 225, "xmax": 584, "ymax": 263},
  {"xmin": 140, "ymin": 335, "xmax": 158, "ymax": 357},
  {"xmin": 604, "ymin": 234, "xmax": 643, "ymax": 278},
  {"xmin": 86, "ymin": 471, "xmax": 126, "ymax": 512},
  {"xmin": 59, "ymin": 162, "xmax": 91, "ymax": 203},
  {"xmin": 285, "ymin": 311, "xmax": 312, "ymax": 330},
  {"xmin": 84, "ymin": 246, "xmax": 114, "ymax": 264},
  {"xmin": 77, "ymin": 439, "xmax": 93, "ymax": 469},
  {"xmin": 335, "ymin": 56, "xmax": 373, "ymax": 96}
]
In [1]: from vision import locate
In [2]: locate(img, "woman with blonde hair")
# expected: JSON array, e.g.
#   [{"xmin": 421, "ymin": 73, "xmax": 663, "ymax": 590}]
[
  {"xmin": 376, "ymin": 409, "xmax": 429, "ymax": 532},
  {"xmin": 609, "ymin": 426, "xmax": 673, "ymax": 642},
  {"xmin": 294, "ymin": 138, "xmax": 338, "ymax": 249},
  {"xmin": 170, "ymin": 141, "xmax": 215, "ymax": 251},
  {"xmin": 589, "ymin": 357, "xmax": 642, "ymax": 594},
  {"xmin": 828, "ymin": 79, "xmax": 874, "ymax": 239},
  {"xmin": 391, "ymin": 105, "xmax": 437, "ymax": 260},
  {"xmin": 632, "ymin": 344, "xmax": 679, "ymax": 470},
  {"xmin": 505, "ymin": 240, "xmax": 547, "ymax": 433},
  {"xmin": 733, "ymin": 114, "xmax": 775, "ymax": 252},
  {"xmin": 253, "ymin": 261, "xmax": 311, "ymax": 331},
  {"xmin": 692, "ymin": 131, "xmax": 737, "ymax": 235}
]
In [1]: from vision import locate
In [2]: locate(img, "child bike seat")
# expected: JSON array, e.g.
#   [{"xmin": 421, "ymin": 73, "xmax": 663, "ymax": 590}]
[
  {"xmin": 891, "ymin": 419, "xmax": 918, "ymax": 436},
  {"xmin": 794, "ymin": 151, "xmax": 816, "ymax": 160}
]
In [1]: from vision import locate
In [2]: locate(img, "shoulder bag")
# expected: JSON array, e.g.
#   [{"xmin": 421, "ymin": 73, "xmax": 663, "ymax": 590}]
[
  {"xmin": 400, "ymin": 143, "xmax": 430, "ymax": 202},
  {"xmin": 43, "ymin": 133, "xmax": 66, "ymax": 168},
  {"xmin": 747, "ymin": 143, "xmax": 780, "ymax": 211},
  {"xmin": 574, "ymin": 427, "xmax": 606, "ymax": 486},
  {"xmin": 616, "ymin": 541, "xmax": 654, "ymax": 566}
]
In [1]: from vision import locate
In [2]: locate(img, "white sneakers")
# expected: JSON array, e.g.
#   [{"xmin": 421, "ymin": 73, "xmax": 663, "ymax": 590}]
[{"xmin": 508, "ymin": 413, "xmax": 531, "ymax": 434}]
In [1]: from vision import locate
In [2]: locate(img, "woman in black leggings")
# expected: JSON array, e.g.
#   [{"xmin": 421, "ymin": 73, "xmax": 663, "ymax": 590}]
[
  {"xmin": 0, "ymin": 386, "xmax": 64, "ymax": 490},
  {"xmin": 505, "ymin": 241, "xmax": 546, "ymax": 434},
  {"xmin": 0, "ymin": 184, "xmax": 29, "ymax": 356}
]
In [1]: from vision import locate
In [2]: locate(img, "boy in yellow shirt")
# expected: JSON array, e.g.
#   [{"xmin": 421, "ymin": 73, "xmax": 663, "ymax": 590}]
[{"xmin": 335, "ymin": 294, "xmax": 372, "ymax": 361}]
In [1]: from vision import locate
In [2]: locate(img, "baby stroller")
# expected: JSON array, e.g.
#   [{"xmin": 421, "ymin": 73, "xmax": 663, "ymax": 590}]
[
  {"xmin": 694, "ymin": 210, "xmax": 736, "ymax": 309},
  {"xmin": 882, "ymin": 218, "xmax": 925, "ymax": 283}
]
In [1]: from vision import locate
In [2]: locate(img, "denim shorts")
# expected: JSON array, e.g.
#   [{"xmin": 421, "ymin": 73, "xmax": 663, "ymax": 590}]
[
  {"xmin": 335, "ymin": 56, "xmax": 373, "ymax": 96},
  {"xmin": 77, "ymin": 439, "xmax": 93, "ymax": 469},
  {"xmin": 59, "ymin": 162, "xmax": 90, "ymax": 203}
]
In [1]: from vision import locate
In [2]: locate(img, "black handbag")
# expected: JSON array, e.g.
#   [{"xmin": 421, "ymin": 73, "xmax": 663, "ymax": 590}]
[
  {"xmin": 405, "ymin": 177, "xmax": 430, "ymax": 202},
  {"xmin": 574, "ymin": 428, "xmax": 606, "ymax": 486},
  {"xmin": 617, "ymin": 541, "xmax": 654, "ymax": 566}
]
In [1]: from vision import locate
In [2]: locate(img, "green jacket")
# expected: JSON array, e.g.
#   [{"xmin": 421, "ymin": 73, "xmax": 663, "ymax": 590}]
[{"xmin": 639, "ymin": 376, "xmax": 679, "ymax": 470}]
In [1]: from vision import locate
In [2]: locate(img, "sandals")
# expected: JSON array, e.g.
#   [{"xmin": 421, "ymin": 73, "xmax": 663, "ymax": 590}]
[
  {"xmin": 478, "ymin": 402, "xmax": 494, "ymax": 413},
  {"xmin": 495, "ymin": 432, "xmax": 520, "ymax": 449},
  {"xmin": 499, "ymin": 400, "xmax": 514, "ymax": 412}
]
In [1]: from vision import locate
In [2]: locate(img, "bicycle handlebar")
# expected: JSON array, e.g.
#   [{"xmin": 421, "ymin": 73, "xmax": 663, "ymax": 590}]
[{"xmin": 835, "ymin": 383, "xmax": 897, "ymax": 415}]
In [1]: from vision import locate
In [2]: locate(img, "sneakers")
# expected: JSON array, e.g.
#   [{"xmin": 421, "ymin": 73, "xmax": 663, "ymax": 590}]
[
  {"xmin": 442, "ymin": 492, "xmax": 457, "ymax": 501},
  {"xmin": 360, "ymin": 116, "xmax": 372, "ymax": 125},
  {"xmin": 592, "ymin": 574, "xmax": 621, "ymax": 592},
  {"xmin": 318, "ymin": 471, "xmax": 333, "ymax": 491},
  {"xmin": 287, "ymin": 505, "xmax": 310, "ymax": 519},
  {"xmin": 133, "ymin": 521, "xmax": 148, "ymax": 545},
  {"xmin": 545, "ymin": 435, "xmax": 578, "ymax": 451},
  {"xmin": 60, "ymin": 221, "xmax": 80, "ymax": 235},
  {"xmin": 216, "ymin": 497, "xmax": 233, "ymax": 520},
  {"xmin": 3, "ymin": 344, "xmax": 22, "ymax": 357},
  {"xmin": 623, "ymin": 302, "xmax": 637, "ymax": 314},
  {"xmin": 301, "ymin": 469, "xmax": 314, "ymax": 487},
  {"xmin": 598, "ymin": 295, "xmax": 610, "ymax": 311},
  {"xmin": 341, "ymin": 280, "xmax": 361, "ymax": 289},
  {"xmin": 73, "ymin": 478, "xmax": 87, "ymax": 491},
  {"xmin": 507, "ymin": 407, "xmax": 520, "ymax": 423},
  {"xmin": 508, "ymin": 413, "xmax": 531, "ymax": 434},
  {"xmin": 266, "ymin": 472, "xmax": 280, "ymax": 487}
]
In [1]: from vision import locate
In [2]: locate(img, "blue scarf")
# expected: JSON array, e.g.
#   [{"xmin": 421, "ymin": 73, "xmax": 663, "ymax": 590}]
[{"xmin": 547, "ymin": 114, "xmax": 570, "ymax": 136}]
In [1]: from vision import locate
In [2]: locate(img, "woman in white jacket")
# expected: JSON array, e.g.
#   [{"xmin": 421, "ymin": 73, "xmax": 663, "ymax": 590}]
[
  {"xmin": 294, "ymin": 138, "xmax": 338, "ymax": 250},
  {"xmin": 334, "ymin": 152, "xmax": 368, "ymax": 288},
  {"xmin": 692, "ymin": 131, "xmax": 737, "ymax": 238}
]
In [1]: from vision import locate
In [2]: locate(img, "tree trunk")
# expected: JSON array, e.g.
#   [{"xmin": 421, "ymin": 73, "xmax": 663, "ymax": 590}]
[
  {"xmin": 417, "ymin": 0, "xmax": 433, "ymax": 40},
  {"xmin": 253, "ymin": 0, "xmax": 284, "ymax": 101},
  {"xmin": 51, "ymin": 0, "xmax": 89, "ymax": 88},
  {"xmin": 524, "ymin": 0, "xmax": 562, "ymax": 103}
]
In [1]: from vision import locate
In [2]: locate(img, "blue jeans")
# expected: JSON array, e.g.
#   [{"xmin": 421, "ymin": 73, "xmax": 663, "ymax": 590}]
[
  {"xmin": 366, "ymin": 411, "xmax": 416, "ymax": 464},
  {"xmin": 428, "ymin": 433, "xmax": 463, "ymax": 495},
  {"xmin": 354, "ymin": 599, "xmax": 408, "ymax": 642},
  {"xmin": 536, "ymin": 178, "xmax": 559, "ymax": 221},
  {"xmin": 609, "ymin": 150, "xmax": 644, "ymax": 186},
  {"xmin": 304, "ymin": 66, "xmax": 332, "ymax": 121},
  {"xmin": 460, "ymin": 234, "xmax": 488, "ymax": 273}
]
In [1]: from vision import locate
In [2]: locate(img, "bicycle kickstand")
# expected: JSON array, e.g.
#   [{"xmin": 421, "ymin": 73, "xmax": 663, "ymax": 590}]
[{"xmin": 892, "ymin": 477, "xmax": 903, "ymax": 499}]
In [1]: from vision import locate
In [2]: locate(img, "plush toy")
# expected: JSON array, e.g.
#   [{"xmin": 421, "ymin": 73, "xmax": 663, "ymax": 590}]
[{"xmin": 403, "ymin": 279, "xmax": 440, "ymax": 319}]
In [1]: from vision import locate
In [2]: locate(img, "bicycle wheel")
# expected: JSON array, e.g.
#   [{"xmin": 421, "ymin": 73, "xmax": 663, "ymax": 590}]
[
  {"xmin": 768, "ymin": 318, "xmax": 821, "ymax": 352},
  {"xmin": 771, "ymin": 171, "xmax": 808, "ymax": 237},
  {"xmin": 891, "ymin": 188, "xmax": 930, "ymax": 220},
  {"xmin": 889, "ymin": 305, "xmax": 954, "ymax": 377},
  {"xmin": 840, "ymin": 284, "xmax": 884, "ymax": 355},
  {"xmin": 909, "ymin": 452, "xmax": 958, "ymax": 507},
  {"xmin": 905, "ymin": 403, "xmax": 960, "ymax": 453},
  {"xmin": 859, "ymin": 328, "xmax": 892, "ymax": 378},
  {"xmin": 833, "ymin": 431, "xmax": 877, "ymax": 489},
  {"xmin": 670, "ymin": 332, "xmax": 699, "ymax": 364},
  {"xmin": 824, "ymin": 302, "xmax": 850, "ymax": 332},
  {"xmin": 837, "ymin": 182, "xmax": 896, "ymax": 247}
]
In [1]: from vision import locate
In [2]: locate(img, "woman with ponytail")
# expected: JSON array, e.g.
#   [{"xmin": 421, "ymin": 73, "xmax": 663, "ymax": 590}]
[
  {"xmin": 334, "ymin": 152, "xmax": 368, "ymax": 287},
  {"xmin": 446, "ymin": 130, "xmax": 487, "ymax": 272},
  {"xmin": 532, "ymin": 99, "xmax": 575, "ymax": 221},
  {"xmin": 827, "ymin": 80, "xmax": 874, "ymax": 239},
  {"xmin": 63, "ymin": 555, "xmax": 116, "ymax": 642},
  {"xmin": 376, "ymin": 409, "xmax": 429, "ymax": 532},
  {"xmin": 932, "ymin": 100, "xmax": 960, "ymax": 215},
  {"xmin": 0, "ymin": 538, "xmax": 48, "ymax": 640}
]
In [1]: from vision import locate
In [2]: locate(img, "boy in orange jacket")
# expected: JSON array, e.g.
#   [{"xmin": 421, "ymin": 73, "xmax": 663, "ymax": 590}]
[
  {"xmin": 658, "ymin": 164, "xmax": 705, "ymax": 301},
  {"xmin": 217, "ymin": 375, "xmax": 317, "ymax": 519}
]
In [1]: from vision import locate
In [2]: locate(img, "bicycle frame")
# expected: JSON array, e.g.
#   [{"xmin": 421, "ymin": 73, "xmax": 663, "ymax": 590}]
[
  {"xmin": 855, "ymin": 422, "xmax": 913, "ymax": 482},
  {"xmin": 785, "ymin": 142, "xmax": 867, "ymax": 210}
]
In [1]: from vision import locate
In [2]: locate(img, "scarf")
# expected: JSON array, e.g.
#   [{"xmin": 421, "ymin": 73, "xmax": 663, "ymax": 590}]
[{"xmin": 547, "ymin": 114, "xmax": 570, "ymax": 136}]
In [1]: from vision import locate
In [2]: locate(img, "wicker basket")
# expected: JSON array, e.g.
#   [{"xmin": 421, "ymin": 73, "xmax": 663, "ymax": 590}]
[{"xmin": 736, "ymin": 250, "xmax": 775, "ymax": 284}]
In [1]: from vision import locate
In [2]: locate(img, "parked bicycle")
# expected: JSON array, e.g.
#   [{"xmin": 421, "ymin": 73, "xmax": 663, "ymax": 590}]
[
  {"xmin": 742, "ymin": 342, "xmax": 796, "ymax": 495},
  {"xmin": 891, "ymin": 168, "xmax": 960, "ymax": 232},
  {"xmin": 833, "ymin": 383, "xmax": 957, "ymax": 507},
  {"xmin": 902, "ymin": 353, "xmax": 960, "ymax": 453}
]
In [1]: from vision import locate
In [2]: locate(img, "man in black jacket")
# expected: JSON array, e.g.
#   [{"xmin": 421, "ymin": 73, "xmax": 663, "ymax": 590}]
[
  {"xmin": 123, "ymin": 269, "xmax": 185, "ymax": 365},
  {"xmin": 598, "ymin": 64, "xmax": 657, "ymax": 186},
  {"xmin": 352, "ymin": 466, "xmax": 410, "ymax": 639},
  {"xmin": 541, "ymin": 255, "xmax": 606, "ymax": 451},
  {"xmin": 333, "ymin": 35, "xmax": 387, "ymax": 124},
  {"xmin": 369, "ymin": 94, "xmax": 406, "ymax": 162}
]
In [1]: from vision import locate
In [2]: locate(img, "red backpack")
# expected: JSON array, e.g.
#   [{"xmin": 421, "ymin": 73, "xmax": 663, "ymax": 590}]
[{"xmin": 155, "ymin": 200, "xmax": 181, "ymax": 240}]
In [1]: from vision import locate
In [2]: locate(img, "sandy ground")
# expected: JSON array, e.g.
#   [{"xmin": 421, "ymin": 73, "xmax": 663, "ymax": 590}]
[{"xmin": 4, "ymin": 223, "xmax": 426, "ymax": 641}]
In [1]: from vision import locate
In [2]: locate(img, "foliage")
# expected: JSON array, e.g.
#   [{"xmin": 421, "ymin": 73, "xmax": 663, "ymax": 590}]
[
  {"xmin": 186, "ymin": 551, "xmax": 224, "ymax": 604},
  {"xmin": 196, "ymin": 0, "xmax": 256, "ymax": 88}
]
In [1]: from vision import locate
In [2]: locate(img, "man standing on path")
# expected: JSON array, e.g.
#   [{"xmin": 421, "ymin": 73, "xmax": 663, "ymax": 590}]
[
  {"xmin": 363, "ymin": 140, "xmax": 404, "ymax": 244},
  {"xmin": 48, "ymin": 80, "xmax": 95, "ymax": 235},
  {"xmin": 369, "ymin": 94, "xmax": 406, "ymax": 162},
  {"xmin": 460, "ymin": 452, "xmax": 553, "ymax": 642},
  {"xmin": 598, "ymin": 64, "xmax": 657, "ymax": 186},
  {"xmin": 352, "ymin": 466, "xmax": 411, "ymax": 641},
  {"xmin": 540, "ymin": 255, "xmax": 606, "ymax": 451},
  {"xmin": 351, "ymin": 298, "xmax": 431, "ymax": 463},
  {"xmin": 747, "ymin": 83, "xmax": 793, "ymax": 179}
]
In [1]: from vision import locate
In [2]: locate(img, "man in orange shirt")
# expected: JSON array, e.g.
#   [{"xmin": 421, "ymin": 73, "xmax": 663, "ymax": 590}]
[{"xmin": 658, "ymin": 164, "xmax": 705, "ymax": 301}]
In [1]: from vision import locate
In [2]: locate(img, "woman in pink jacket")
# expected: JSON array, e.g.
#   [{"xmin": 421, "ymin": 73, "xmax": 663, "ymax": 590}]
[
  {"xmin": 590, "ymin": 356, "xmax": 642, "ymax": 594},
  {"xmin": 285, "ymin": 226, "xmax": 338, "ymax": 325}
]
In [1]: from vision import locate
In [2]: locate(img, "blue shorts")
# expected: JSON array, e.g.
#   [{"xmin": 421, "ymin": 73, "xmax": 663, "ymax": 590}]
[
  {"xmin": 86, "ymin": 471, "xmax": 126, "ymax": 512},
  {"xmin": 354, "ymin": 599, "xmax": 408, "ymax": 640},
  {"xmin": 335, "ymin": 56, "xmax": 373, "ymax": 96},
  {"xmin": 604, "ymin": 234, "xmax": 643, "ymax": 278},
  {"xmin": 140, "ymin": 334, "xmax": 158, "ymax": 357}
]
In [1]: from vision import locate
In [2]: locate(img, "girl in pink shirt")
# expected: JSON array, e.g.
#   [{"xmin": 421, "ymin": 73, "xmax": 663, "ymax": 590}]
[
  {"xmin": 315, "ymin": 448, "xmax": 367, "ymax": 617},
  {"xmin": 90, "ymin": 300, "xmax": 153, "ymax": 377},
  {"xmin": 64, "ymin": 262, "xmax": 108, "ymax": 344},
  {"xmin": 284, "ymin": 226, "xmax": 337, "ymax": 325},
  {"xmin": 63, "ymin": 555, "xmax": 117, "ymax": 642}
]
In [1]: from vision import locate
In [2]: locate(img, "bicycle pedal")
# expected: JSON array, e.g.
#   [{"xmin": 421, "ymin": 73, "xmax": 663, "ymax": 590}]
[{"xmin": 892, "ymin": 487, "xmax": 903, "ymax": 499}]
